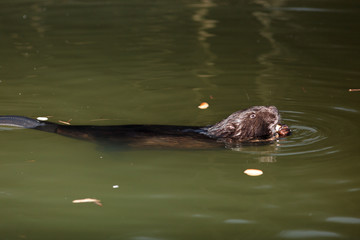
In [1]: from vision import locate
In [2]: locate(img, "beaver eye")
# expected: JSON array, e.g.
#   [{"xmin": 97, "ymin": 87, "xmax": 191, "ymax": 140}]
[{"xmin": 250, "ymin": 113, "xmax": 256, "ymax": 119}]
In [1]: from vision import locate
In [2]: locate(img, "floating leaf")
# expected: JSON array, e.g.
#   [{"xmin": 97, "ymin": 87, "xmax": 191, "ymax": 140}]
[
  {"xmin": 198, "ymin": 102, "xmax": 209, "ymax": 109},
  {"xmin": 244, "ymin": 169, "xmax": 263, "ymax": 176}
]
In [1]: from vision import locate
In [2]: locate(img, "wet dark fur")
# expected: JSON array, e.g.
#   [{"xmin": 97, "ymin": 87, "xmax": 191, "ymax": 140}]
[
  {"xmin": 0, "ymin": 106, "xmax": 289, "ymax": 149},
  {"xmin": 205, "ymin": 106, "xmax": 280, "ymax": 142}
]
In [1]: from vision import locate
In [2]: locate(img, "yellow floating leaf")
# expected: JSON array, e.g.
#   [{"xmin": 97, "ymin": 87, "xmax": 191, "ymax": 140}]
[{"xmin": 198, "ymin": 102, "xmax": 209, "ymax": 109}]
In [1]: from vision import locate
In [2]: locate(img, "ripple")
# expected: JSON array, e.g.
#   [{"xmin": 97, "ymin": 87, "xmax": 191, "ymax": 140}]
[
  {"xmin": 271, "ymin": 107, "xmax": 359, "ymax": 157},
  {"xmin": 224, "ymin": 219, "xmax": 255, "ymax": 224},
  {"xmin": 279, "ymin": 229, "xmax": 341, "ymax": 238},
  {"xmin": 228, "ymin": 106, "xmax": 357, "ymax": 158},
  {"xmin": 332, "ymin": 106, "xmax": 358, "ymax": 113},
  {"xmin": 326, "ymin": 216, "xmax": 360, "ymax": 224}
]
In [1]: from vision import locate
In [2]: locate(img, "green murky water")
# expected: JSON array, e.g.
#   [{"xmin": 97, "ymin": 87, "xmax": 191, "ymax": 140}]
[{"xmin": 1, "ymin": 0, "xmax": 360, "ymax": 239}]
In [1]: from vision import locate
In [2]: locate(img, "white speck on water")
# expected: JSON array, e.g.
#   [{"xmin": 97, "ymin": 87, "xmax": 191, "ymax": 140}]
[{"xmin": 37, "ymin": 117, "xmax": 48, "ymax": 121}]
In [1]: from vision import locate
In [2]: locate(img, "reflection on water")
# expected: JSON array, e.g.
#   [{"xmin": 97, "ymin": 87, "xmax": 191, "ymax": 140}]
[
  {"xmin": 189, "ymin": 0, "xmax": 219, "ymax": 103},
  {"xmin": 253, "ymin": 0, "xmax": 288, "ymax": 70},
  {"xmin": 229, "ymin": 143, "xmax": 282, "ymax": 162},
  {"xmin": 252, "ymin": 0, "xmax": 290, "ymax": 102},
  {"xmin": 28, "ymin": 3, "xmax": 48, "ymax": 36},
  {"xmin": 190, "ymin": 0, "xmax": 218, "ymax": 78}
]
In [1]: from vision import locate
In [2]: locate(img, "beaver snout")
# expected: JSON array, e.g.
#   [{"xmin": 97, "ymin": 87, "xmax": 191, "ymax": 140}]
[{"xmin": 276, "ymin": 124, "xmax": 291, "ymax": 137}]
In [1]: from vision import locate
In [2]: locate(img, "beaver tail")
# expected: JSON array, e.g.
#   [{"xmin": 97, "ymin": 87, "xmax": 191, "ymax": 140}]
[{"xmin": 0, "ymin": 115, "xmax": 58, "ymax": 133}]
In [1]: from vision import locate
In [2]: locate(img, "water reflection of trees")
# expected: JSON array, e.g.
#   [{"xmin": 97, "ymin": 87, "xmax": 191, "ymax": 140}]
[
  {"xmin": 189, "ymin": 0, "xmax": 219, "ymax": 106},
  {"xmin": 252, "ymin": 0, "xmax": 290, "ymax": 103}
]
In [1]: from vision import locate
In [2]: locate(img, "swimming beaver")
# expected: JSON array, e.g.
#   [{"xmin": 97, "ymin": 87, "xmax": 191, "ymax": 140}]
[{"xmin": 0, "ymin": 106, "xmax": 290, "ymax": 149}]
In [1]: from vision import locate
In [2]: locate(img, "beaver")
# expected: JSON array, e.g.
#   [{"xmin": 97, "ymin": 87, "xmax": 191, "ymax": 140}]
[{"xmin": 0, "ymin": 106, "xmax": 290, "ymax": 149}]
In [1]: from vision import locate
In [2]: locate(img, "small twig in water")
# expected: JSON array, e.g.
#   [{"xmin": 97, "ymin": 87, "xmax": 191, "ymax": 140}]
[{"xmin": 58, "ymin": 119, "xmax": 72, "ymax": 125}]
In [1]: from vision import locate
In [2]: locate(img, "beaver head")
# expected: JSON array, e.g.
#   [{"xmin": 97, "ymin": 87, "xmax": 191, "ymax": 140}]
[{"xmin": 205, "ymin": 106, "xmax": 290, "ymax": 142}]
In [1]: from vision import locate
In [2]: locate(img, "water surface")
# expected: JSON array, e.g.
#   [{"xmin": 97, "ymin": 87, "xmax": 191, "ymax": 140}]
[{"xmin": 1, "ymin": 0, "xmax": 360, "ymax": 239}]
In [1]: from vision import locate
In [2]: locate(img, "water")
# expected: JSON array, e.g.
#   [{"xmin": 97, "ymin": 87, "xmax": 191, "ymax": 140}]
[{"xmin": 1, "ymin": 0, "xmax": 360, "ymax": 239}]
